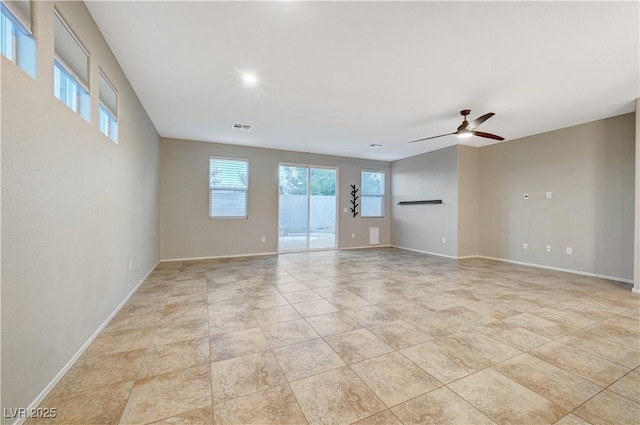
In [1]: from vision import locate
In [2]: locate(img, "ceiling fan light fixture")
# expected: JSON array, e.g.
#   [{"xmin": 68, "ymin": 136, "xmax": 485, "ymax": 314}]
[{"xmin": 457, "ymin": 131, "xmax": 472, "ymax": 139}]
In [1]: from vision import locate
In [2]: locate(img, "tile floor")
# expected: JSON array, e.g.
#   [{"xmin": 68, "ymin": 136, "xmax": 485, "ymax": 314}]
[{"xmin": 28, "ymin": 248, "xmax": 639, "ymax": 424}]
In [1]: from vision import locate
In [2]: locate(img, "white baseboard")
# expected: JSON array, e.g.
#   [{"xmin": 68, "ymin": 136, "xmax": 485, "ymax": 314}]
[
  {"xmin": 15, "ymin": 260, "xmax": 160, "ymax": 425},
  {"xmin": 160, "ymin": 251, "xmax": 279, "ymax": 262},
  {"xmin": 472, "ymin": 255, "xmax": 633, "ymax": 284},
  {"xmin": 390, "ymin": 246, "xmax": 633, "ymax": 285},
  {"xmin": 339, "ymin": 244, "xmax": 391, "ymax": 250},
  {"xmin": 391, "ymin": 245, "xmax": 460, "ymax": 260}
]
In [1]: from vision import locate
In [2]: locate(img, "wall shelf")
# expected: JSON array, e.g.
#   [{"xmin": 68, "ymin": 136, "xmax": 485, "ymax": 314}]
[{"xmin": 397, "ymin": 200, "xmax": 443, "ymax": 205}]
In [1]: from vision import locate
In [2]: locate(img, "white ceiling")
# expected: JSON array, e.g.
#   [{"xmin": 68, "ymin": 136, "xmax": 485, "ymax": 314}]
[{"xmin": 85, "ymin": 1, "xmax": 639, "ymax": 161}]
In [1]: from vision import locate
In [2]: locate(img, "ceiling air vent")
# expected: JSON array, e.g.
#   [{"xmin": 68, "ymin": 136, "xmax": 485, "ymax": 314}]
[{"xmin": 231, "ymin": 123, "xmax": 252, "ymax": 131}]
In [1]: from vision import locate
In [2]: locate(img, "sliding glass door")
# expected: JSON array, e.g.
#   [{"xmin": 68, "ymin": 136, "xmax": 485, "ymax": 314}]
[{"xmin": 279, "ymin": 164, "xmax": 337, "ymax": 252}]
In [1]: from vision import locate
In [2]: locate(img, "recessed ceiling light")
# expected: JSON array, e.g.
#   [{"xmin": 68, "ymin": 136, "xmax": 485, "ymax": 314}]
[
  {"xmin": 242, "ymin": 73, "xmax": 258, "ymax": 86},
  {"xmin": 369, "ymin": 143, "xmax": 383, "ymax": 149}
]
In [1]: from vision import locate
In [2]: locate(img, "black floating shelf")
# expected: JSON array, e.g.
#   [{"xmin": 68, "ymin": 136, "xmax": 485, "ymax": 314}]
[{"xmin": 397, "ymin": 200, "xmax": 443, "ymax": 205}]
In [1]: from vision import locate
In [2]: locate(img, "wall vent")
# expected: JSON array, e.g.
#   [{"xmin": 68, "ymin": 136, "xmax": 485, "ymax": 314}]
[{"xmin": 231, "ymin": 123, "xmax": 252, "ymax": 131}]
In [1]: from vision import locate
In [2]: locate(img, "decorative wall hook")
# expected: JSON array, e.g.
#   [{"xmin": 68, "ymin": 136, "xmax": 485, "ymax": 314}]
[{"xmin": 350, "ymin": 184, "xmax": 359, "ymax": 217}]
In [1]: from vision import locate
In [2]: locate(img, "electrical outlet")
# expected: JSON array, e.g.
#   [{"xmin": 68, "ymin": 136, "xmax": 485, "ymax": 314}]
[
  {"xmin": 566, "ymin": 247, "xmax": 572, "ymax": 255},
  {"xmin": 343, "ymin": 208, "xmax": 348, "ymax": 213},
  {"xmin": 546, "ymin": 245, "xmax": 551, "ymax": 253},
  {"xmin": 546, "ymin": 191, "xmax": 553, "ymax": 199},
  {"xmin": 351, "ymin": 233, "xmax": 355, "ymax": 239},
  {"xmin": 523, "ymin": 242, "xmax": 528, "ymax": 250},
  {"xmin": 442, "ymin": 237, "xmax": 446, "ymax": 244},
  {"xmin": 261, "ymin": 236, "xmax": 266, "ymax": 243}
]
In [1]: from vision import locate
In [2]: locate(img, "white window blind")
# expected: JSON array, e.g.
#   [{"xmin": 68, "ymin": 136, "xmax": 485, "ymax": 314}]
[
  {"xmin": 3, "ymin": 0, "xmax": 30, "ymax": 33},
  {"xmin": 209, "ymin": 157, "xmax": 249, "ymax": 219},
  {"xmin": 54, "ymin": 10, "xmax": 88, "ymax": 87},
  {"xmin": 361, "ymin": 170, "xmax": 385, "ymax": 217},
  {"xmin": 99, "ymin": 70, "xmax": 117, "ymax": 116}
]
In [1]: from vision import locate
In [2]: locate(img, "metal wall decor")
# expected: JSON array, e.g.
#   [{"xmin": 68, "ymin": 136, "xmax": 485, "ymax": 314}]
[{"xmin": 350, "ymin": 184, "xmax": 359, "ymax": 217}]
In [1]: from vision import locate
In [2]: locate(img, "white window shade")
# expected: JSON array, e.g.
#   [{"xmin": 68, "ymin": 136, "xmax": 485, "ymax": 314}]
[
  {"xmin": 209, "ymin": 158, "xmax": 249, "ymax": 219},
  {"xmin": 99, "ymin": 71, "xmax": 117, "ymax": 116},
  {"xmin": 54, "ymin": 10, "xmax": 88, "ymax": 87},
  {"xmin": 3, "ymin": 0, "xmax": 30, "ymax": 33}
]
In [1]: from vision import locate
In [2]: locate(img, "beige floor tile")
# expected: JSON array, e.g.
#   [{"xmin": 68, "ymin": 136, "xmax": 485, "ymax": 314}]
[
  {"xmin": 253, "ymin": 305, "xmax": 302, "ymax": 326},
  {"xmin": 246, "ymin": 293, "xmax": 289, "ymax": 309},
  {"xmin": 573, "ymin": 389, "xmax": 640, "ymax": 425},
  {"xmin": 282, "ymin": 289, "xmax": 323, "ymax": 303},
  {"xmin": 208, "ymin": 311, "xmax": 259, "ymax": 335},
  {"xmin": 400, "ymin": 331, "xmax": 520, "ymax": 384},
  {"xmin": 552, "ymin": 414, "xmax": 592, "ymax": 425},
  {"xmin": 120, "ymin": 364, "xmax": 212, "ymax": 424},
  {"xmin": 210, "ymin": 351, "xmax": 286, "ymax": 403},
  {"xmin": 368, "ymin": 320, "xmax": 432, "ymax": 350},
  {"xmin": 214, "ymin": 385, "xmax": 306, "ymax": 425},
  {"xmin": 305, "ymin": 312, "xmax": 362, "ymax": 336},
  {"xmin": 148, "ymin": 407, "xmax": 213, "ymax": 424},
  {"xmin": 530, "ymin": 341, "xmax": 630, "ymax": 387},
  {"xmin": 139, "ymin": 336, "xmax": 210, "ymax": 379},
  {"xmin": 291, "ymin": 299, "xmax": 340, "ymax": 317},
  {"xmin": 26, "ymin": 381, "xmax": 134, "ymax": 425},
  {"xmin": 53, "ymin": 349, "xmax": 145, "ymax": 396},
  {"xmin": 492, "ymin": 354, "xmax": 603, "ymax": 410},
  {"xmin": 449, "ymin": 369, "xmax": 566, "ymax": 424},
  {"xmin": 290, "ymin": 366, "xmax": 385, "ymax": 425},
  {"xmin": 475, "ymin": 320, "xmax": 552, "ymax": 351},
  {"xmin": 344, "ymin": 306, "xmax": 397, "ymax": 326},
  {"xmin": 609, "ymin": 368, "xmax": 640, "ymax": 403},
  {"xmin": 351, "ymin": 351, "xmax": 441, "ymax": 406},
  {"xmin": 391, "ymin": 387, "xmax": 496, "ymax": 425},
  {"xmin": 351, "ymin": 410, "xmax": 403, "ymax": 425},
  {"xmin": 557, "ymin": 331, "xmax": 640, "ymax": 369},
  {"xmin": 262, "ymin": 319, "xmax": 319, "ymax": 348},
  {"xmin": 273, "ymin": 338, "xmax": 345, "ymax": 381},
  {"xmin": 503, "ymin": 313, "xmax": 578, "ymax": 339},
  {"xmin": 210, "ymin": 327, "xmax": 270, "ymax": 362},
  {"xmin": 276, "ymin": 282, "xmax": 309, "ymax": 293},
  {"xmin": 83, "ymin": 325, "xmax": 158, "ymax": 357},
  {"xmin": 325, "ymin": 328, "xmax": 393, "ymax": 364},
  {"xmin": 152, "ymin": 319, "xmax": 209, "ymax": 346},
  {"xmin": 327, "ymin": 294, "xmax": 372, "ymax": 310},
  {"xmin": 30, "ymin": 250, "xmax": 640, "ymax": 425}
]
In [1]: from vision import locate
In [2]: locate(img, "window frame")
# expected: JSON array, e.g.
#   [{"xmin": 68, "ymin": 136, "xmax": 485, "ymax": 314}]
[
  {"xmin": 98, "ymin": 70, "xmax": 118, "ymax": 143},
  {"xmin": 209, "ymin": 156, "xmax": 250, "ymax": 220},
  {"xmin": 360, "ymin": 169, "xmax": 385, "ymax": 218},
  {"xmin": 1, "ymin": 1, "xmax": 36, "ymax": 77},
  {"xmin": 53, "ymin": 9, "xmax": 90, "ymax": 121}
]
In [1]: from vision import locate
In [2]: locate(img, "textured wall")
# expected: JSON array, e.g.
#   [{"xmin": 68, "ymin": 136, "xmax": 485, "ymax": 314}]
[
  {"xmin": 478, "ymin": 113, "xmax": 635, "ymax": 279},
  {"xmin": 160, "ymin": 138, "xmax": 391, "ymax": 259},
  {"xmin": 390, "ymin": 146, "xmax": 459, "ymax": 257},
  {"xmin": 1, "ymin": 1, "xmax": 160, "ymax": 416}
]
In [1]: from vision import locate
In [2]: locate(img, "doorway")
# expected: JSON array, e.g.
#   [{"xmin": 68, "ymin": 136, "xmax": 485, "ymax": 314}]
[{"xmin": 278, "ymin": 164, "xmax": 338, "ymax": 252}]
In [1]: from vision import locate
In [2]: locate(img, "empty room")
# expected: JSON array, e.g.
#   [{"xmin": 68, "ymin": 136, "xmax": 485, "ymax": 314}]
[{"xmin": 2, "ymin": 1, "xmax": 640, "ymax": 424}]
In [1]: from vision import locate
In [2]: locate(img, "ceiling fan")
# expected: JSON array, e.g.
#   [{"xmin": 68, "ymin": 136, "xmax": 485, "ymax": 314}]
[{"xmin": 409, "ymin": 109, "xmax": 504, "ymax": 143}]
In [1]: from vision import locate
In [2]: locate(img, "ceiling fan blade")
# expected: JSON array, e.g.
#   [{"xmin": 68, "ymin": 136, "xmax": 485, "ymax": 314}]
[
  {"xmin": 468, "ymin": 112, "xmax": 495, "ymax": 130},
  {"xmin": 472, "ymin": 130, "xmax": 504, "ymax": 141},
  {"xmin": 409, "ymin": 132, "xmax": 456, "ymax": 143}
]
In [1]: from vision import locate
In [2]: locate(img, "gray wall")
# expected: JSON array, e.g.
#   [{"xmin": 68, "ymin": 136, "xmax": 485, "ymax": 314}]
[
  {"xmin": 478, "ymin": 113, "xmax": 635, "ymax": 280},
  {"xmin": 160, "ymin": 138, "xmax": 391, "ymax": 259},
  {"xmin": 1, "ymin": 0, "xmax": 160, "ymax": 416},
  {"xmin": 458, "ymin": 145, "xmax": 479, "ymax": 257},
  {"xmin": 390, "ymin": 146, "xmax": 459, "ymax": 257}
]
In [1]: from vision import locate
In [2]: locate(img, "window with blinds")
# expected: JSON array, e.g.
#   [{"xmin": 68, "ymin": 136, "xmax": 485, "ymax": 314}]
[
  {"xmin": 1, "ymin": 0, "xmax": 36, "ymax": 77},
  {"xmin": 361, "ymin": 170, "xmax": 385, "ymax": 217},
  {"xmin": 53, "ymin": 9, "xmax": 90, "ymax": 121},
  {"xmin": 209, "ymin": 157, "xmax": 249, "ymax": 219},
  {"xmin": 99, "ymin": 70, "xmax": 118, "ymax": 143}
]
